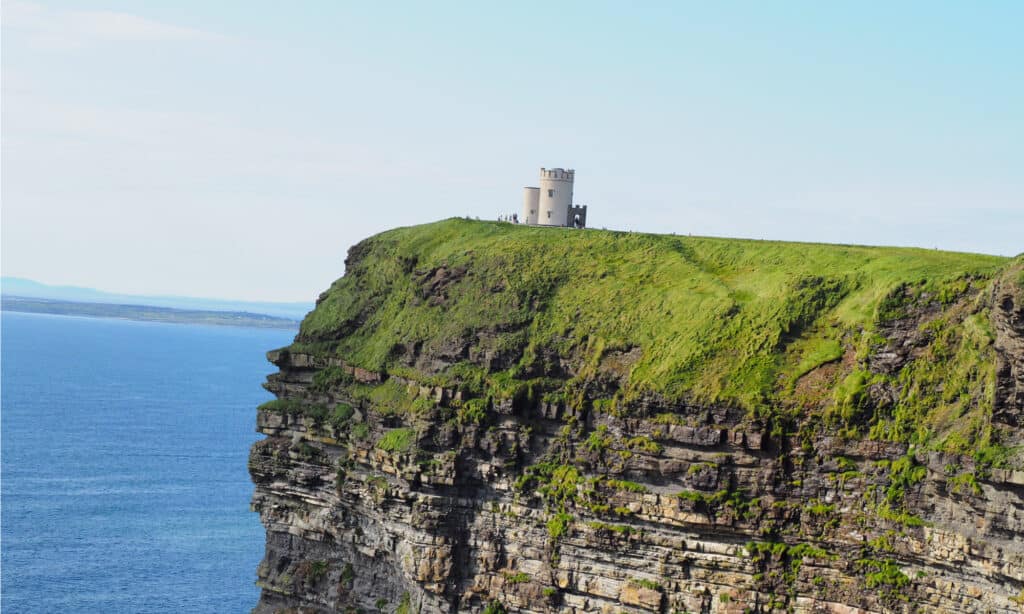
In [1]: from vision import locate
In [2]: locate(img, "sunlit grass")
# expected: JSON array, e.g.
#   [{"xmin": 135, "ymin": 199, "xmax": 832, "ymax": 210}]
[{"xmin": 296, "ymin": 218, "xmax": 1017, "ymax": 458}]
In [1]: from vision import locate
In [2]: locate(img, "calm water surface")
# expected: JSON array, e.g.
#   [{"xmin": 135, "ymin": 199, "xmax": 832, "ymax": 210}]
[{"xmin": 2, "ymin": 312, "xmax": 295, "ymax": 613}]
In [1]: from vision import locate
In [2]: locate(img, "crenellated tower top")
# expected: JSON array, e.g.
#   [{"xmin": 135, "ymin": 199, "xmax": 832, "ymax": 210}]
[{"xmin": 540, "ymin": 168, "xmax": 575, "ymax": 182}]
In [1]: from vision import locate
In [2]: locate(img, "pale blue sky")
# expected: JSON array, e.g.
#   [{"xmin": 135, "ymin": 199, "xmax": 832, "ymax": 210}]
[{"xmin": 3, "ymin": 1, "xmax": 1021, "ymax": 301}]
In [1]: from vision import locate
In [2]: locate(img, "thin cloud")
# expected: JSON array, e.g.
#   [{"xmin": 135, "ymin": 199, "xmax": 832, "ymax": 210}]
[{"xmin": 3, "ymin": 1, "xmax": 225, "ymax": 48}]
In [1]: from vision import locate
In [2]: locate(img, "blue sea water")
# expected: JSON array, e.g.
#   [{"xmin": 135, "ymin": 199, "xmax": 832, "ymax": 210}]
[{"xmin": 1, "ymin": 312, "xmax": 295, "ymax": 613}]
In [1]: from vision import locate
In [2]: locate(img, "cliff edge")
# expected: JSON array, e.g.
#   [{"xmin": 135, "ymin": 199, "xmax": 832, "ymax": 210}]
[{"xmin": 250, "ymin": 218, "xmax": 1024, "ymax": 613}]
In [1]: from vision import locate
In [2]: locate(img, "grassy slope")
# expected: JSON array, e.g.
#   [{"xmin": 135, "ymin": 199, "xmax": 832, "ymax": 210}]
[{"xmin": 297, "ymin": 218, "xmax": 1019, "ymax": 458}]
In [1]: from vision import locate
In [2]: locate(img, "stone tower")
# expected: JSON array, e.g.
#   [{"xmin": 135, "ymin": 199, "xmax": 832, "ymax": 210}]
[
  {"xmin": 521, "ymin": 187, "xmax": 540, "ymax": 225},
  {"xmin": 536, "ymin": 168, "xmax": 574, "ymax": 226}
]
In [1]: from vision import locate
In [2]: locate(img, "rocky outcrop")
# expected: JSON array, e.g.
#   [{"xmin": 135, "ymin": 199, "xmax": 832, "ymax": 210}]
[
  {"xmin": 994, "ymin": 266, "xmax": 1024, "ymax": 434},
  {"xmin": 249, "ymin": 222, "xmax": 1024, "ymax": 613}
]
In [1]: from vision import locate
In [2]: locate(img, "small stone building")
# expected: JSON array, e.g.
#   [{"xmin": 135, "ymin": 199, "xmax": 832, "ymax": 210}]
[{"xmin": 521, "ymin": 168, "xmax": 587, "ymax": 228}]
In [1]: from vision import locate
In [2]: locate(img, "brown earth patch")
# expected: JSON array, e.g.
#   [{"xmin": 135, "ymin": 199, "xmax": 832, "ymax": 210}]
[
  {"xmin": 793, "ymin": 347, "xmax": 856, "ymax": 408},
  {"xmin": 598, "ymin": 346, "xmax": 643, "ymax": 382}
]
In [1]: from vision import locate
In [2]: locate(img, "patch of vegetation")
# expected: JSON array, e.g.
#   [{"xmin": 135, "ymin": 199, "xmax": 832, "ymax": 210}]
[
  {"xmin": 541, "ymin": 465, "xmax": 581, "ymax": 501},
  {"xmin": 804, "ymin": 501, "xmax": 835, "ymax": 516},
  {"xmin": 628, "ymin": 578, "xmax": 662, "ymax": 591},
  {"xmin": 259, "ymin": 397, "xmax": 338, "ymax": 427},
  {"xmin": 368, "ymin": 380, "xmax": 419, "ymax": 417},
  {"xmin": 515, "ymin": 463, "xmax": 582, "ymax": 502},
  {"xmin": 836, "ymin": 456, "xmax": 857, "ymax": 472},
  {"xmin": 790, "ymin": 337, "xmax": 844, "ymax": 382},
  {"xmin": 586, "ymin": 521, "xmax": 637, "ymax": 535},
  {"xmin": 603, "ymin": 478, "xmax": 648, "ymax": 493},
  {"xmin": 868, "ymin": 309, "xmax": 1000, "ymax": 455},
  {"xmin": 676, "ymin": 486, "xmax": 754, "ymax": 517},
  {"xmin": 745, "ymin": 540, "xmax": 835, "ymax": 606},
  {"xmin": 504, "ymin": 571, "xmax": 530, "ymax": 584},
  {"xmin": 258, "ymin": 398, "xmax": 308, "ymax": 415},
  {"xmin": 394, "ymin": 592, "xmax": 411, "ymax": 614},
  {"xmin": 858, "ymin": 558, "xmax": 911, "ymax": 597},
  {"xmin": 366, "ymin": 475, "xmax": 388, "ymax": 498},
  {"xmin": 868, "ymin": 532, "xmax": 897, "ymax": 552},
  {"xmin": 676, "ymin": 490, "xmax": 706, "ymax": 503},
  {"xmin": 330, "ymin": 403, "xmax": 355, "ymax": 430},
  {"xmin": 351, "ymin": 422, "xmax": 370, "ymax": 440},
  {"xmin": 583, "ymin": 425, "xmax": 614, "ymax": 453},
  {"xmin": 745, "ymin": 541, "xmax": 831, "ymax": 560},
  {"xmin": 624, "ymin": 435, "xmax": 663, "ymax": 455},
  {"xmin": 884, "ymin": 454, "xmax": 927, "ymax": 504},
  {"xmin": 481, "ymin": 601, "xmax": 507, "ymax": 614},
  {"xmin": 652, "ymin": 413, "xmax": 687, "ymax": 425},
  {"xmin": 455, "ymin": 398, "xmax": 488, "ymax": 425},
  {"xmin": 377, "ymin": 427, "xmax": 417, "ymax": 453},
  {"xmin": 547, "ymin": 512, "xmax": 573, "ymax": 540},
  {"xmin": 875, "ymin": 503, "xmax": 928, "ymax": 527},
  {"xmin": 975, "ymin": 442, "xmax": 1015, "ymax": 476},
  {"xmin": 687, "ymin": 461, "xmax": 718, "ymax": 475},
  {"xmin": 308, "ymin": 560, "xmax": 329, "ymax": 582},
  {"xmin": 293, "ymin": 440, "xmax": 321, "ymax": 460},
  {"xmin": 311, "ymin": 366, "xmax": 354, "ymax": 392},
  {"xmin": 827, "ymin": 369, "xmax": 874, "ymax": 432}
]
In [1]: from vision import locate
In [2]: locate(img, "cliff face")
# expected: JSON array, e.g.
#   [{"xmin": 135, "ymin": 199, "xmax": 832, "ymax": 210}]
[{"xmin": 250, "ymin": 219, "xmax": 1024, "ymax": 614}]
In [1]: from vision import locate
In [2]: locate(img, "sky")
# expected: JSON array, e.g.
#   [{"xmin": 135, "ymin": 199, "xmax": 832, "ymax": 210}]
[{"xmin": 2, "ymin": 1, "xmax": 1022, "ymax": 302}]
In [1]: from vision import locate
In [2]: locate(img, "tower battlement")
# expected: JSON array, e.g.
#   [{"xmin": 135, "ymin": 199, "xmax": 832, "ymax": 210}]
[{"xmin": 540, "ymin": 168, "xmax": 575, "ymax": 182}]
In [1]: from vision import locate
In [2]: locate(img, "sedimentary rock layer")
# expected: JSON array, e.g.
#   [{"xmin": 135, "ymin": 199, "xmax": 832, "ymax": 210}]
[{"xmin": 250, "ymin": 219, "xmax": 1024, "ymax": 613}]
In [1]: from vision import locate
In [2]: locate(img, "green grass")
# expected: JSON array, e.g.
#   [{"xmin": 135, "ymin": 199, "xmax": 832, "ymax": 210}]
[
  {"xmin": 884, "ymin": 454, "xmax": 927, "ymax": 503},
  {"xmin": 629, "ymin": 578, "xmax": 662, "ymax": 591},
  {"xmin": 603, "ymin": 478, "xmax": 648, "ymax": 493},
  {"xmin": 790, "ymin": 337, "xmax": 844, "ymax": 381},
  {"xmin": 377, "ymin": 427, "xmax": 416, "ymax": 453},
  {"xmin": 368, "ymin": 380, "xmax": 418, "ymax": 416},
  {"xmin": 292, "ymin": 218, "xmax": 1015, "ymax": 457},
  {"xmin": 330, "ymin": 403, "xmax": 354, "ymax": 430},
  {"xmin": 350, "ymin": 422, "xmax": 370, "ymax": 440},
  {"xmin": 546, "ymin": 512, "xmax": 573, "ymax": 539},
  {"xmin": 481, "ymin": 601, "xmax": 507, "ymax": 614},
  {"xmin": 504, "ymin": 571, "xmax": 530, "ymax": 584},
  {"xmin": 308, "ymin": 560, "xmax": 329, "ymax": 582},
  {"xmin": 394, "ymin": 592, "xmax": 411, "ymax": 614},
  {"xmin": 858, "ymin": 558, "xmax": 911, "ymax": 591},
  {"xmin": 310, "ymin": 366, "xmax": 354, "ymax": 392},
  {"xmin": 586, "ymin": 521, "xmax": 637, "ymax": 535}
]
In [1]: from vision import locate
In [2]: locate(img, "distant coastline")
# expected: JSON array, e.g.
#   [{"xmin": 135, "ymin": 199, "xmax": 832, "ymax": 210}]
[
  {"xmin": 1, "ymin": 277, "xmax": 314, "ymax": 321},
  {"xmin": 1, "ymin": 296, "xmax": 300, "ymax": 330}
]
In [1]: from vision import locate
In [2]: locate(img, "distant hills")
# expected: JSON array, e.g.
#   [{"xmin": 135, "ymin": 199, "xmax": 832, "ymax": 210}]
[{"xmin": 1, "ymin": 277, "xmax": 314, "ymax": 321}]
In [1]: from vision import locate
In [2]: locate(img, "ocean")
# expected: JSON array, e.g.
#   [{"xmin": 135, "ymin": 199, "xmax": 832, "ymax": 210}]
[{"xmin": 1, "ymin": 312, "xmax": 295, "ymax": 613}]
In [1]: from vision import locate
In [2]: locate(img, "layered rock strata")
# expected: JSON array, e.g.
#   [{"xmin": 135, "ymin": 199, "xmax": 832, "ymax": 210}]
[{"xmin": 250, "ymin": 220, "xmax": 1024, "ymax": 613}]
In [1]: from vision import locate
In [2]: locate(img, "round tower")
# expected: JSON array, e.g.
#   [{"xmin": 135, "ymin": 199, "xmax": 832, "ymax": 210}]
[
  {"xmin": 522, "ymin": 187, "xmax": 540, "ymax": 225},
  {"xmin": 537, "ymin": 168, "xmax": 574, "ymax": 226}
]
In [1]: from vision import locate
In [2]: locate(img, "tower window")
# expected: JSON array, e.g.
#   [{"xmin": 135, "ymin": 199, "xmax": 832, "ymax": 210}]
[
  {"xmin": 548, "ymin": 189, "xmax": 554, "ymax": 197},
  {"xmin": 547, "ymin": 211, "xmax": 551, "ymax": 219}
]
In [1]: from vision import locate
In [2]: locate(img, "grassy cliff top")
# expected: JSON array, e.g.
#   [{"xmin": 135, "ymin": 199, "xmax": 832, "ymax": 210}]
[{"xmin": 295, "ymin": 218, "xmax": 1020, "ymax": 455}]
